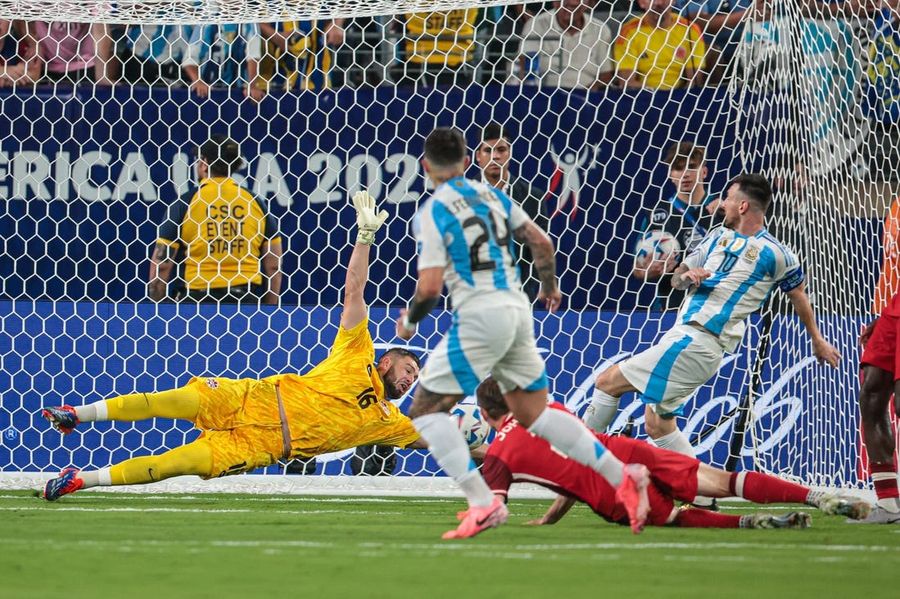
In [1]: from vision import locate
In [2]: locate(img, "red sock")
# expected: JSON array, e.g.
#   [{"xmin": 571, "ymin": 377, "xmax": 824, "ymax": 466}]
[
  {"xmin": 870, "ymin": 461, "xmax": 900, "ymax": 502},
  {"xmin": 674, "ymin": 508, "xmax": 741, "ymax": 528},
  {"xmin": 729, "ymin": 471, "xmax": 809, "ymax": 504}
]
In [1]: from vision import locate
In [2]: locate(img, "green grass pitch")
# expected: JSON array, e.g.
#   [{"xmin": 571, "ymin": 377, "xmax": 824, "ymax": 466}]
[{"xmin": 1, "ymin": 490, "xmax": 897, "ymax": 598}]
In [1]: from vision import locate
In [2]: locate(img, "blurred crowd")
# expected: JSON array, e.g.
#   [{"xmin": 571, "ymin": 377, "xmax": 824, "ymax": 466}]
[{"xmin": 0, "ymin": 0, "xmax": 894, "ymax": 95}]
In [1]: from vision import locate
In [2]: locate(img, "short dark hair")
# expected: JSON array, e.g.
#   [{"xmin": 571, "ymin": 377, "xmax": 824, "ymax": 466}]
[
  {"xmin": 665, "ymin": 142, "xmax": 705, "ymax": 171},
  {"xmin": 199, "ymin": 134, "xmax": 243, "ymax": 177},
  {"xmin": 730, "ymin": 173, "xmax": 772, "ymax": 212},
  {"xmin": 481, "ymin": 122, "xmax": 511, "ymax": 145},
  {"xmin": 424, "ymin": 127, "xmax": 467, "ymax": 168},
  {"xmin": 476, "ymin": 376, "xmax": 509, "ymax": 420},
  {"xmin": 377, "ymin": 347, "xmax": 421, "ymax": 368}
]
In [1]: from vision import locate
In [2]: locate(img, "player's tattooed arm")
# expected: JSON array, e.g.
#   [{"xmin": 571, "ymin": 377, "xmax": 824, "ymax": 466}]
[
  {"xmin": 396, "ymin": 267, "xmax": 443, "ymax": 339},
  {"xmin": 148, "ymin": 242, "xmax": 176, "ymax": 301},
  {"xmin": 671, "ymin": 263, "xmax": 712, "ymax": 290},
  {"xmin": 408, "ymin": 387, "xmax": 462, "ymax": 418},
  {"xmin": 786, "ymin": 284, "xmax": 841, "ymax": 368},
  {"xmin": 526, "ymin": 494, "xmax": 577, "ymax": 526},
  {"xmin": 514, "ymin": 221, "xmax": 562, "ymax": 311}
]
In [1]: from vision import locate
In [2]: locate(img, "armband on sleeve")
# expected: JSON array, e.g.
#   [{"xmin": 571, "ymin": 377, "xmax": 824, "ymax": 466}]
[{"xmin": 778, "ymin": 267, "xmax": 805, "ymax": 293}]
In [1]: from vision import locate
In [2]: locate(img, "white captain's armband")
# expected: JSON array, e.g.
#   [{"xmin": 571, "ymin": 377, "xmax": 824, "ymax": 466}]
[{"xmin": 779, "ymin": 268, "xmax": 805, "ymax": 293}]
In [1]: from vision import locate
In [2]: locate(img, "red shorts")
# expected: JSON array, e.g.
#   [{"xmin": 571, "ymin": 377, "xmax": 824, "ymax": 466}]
[
  {"xmin": 599, "ymin": 436, "xmax": 701, "ymax": 526},
  {"xmin": 861, "ymin": 314, "xmax": 900, "ymax": 379}
]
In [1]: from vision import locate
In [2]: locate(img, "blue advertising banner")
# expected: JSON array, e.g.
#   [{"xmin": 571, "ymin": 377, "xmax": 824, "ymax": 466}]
[
  {"xmin": 0, "ymin": 301, "xmax": 864, "ymax": 485},
  {"xmin": 0, "ymin": 84, "xmax": 750, "ymax": 310}
]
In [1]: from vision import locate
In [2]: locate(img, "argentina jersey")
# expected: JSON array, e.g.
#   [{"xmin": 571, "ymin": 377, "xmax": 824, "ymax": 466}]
[
  {"xmin": 678, "ymin": 226, "xmax": 804, "ymax": 352},
  {"xmin": 413, "ymin": 177, "xmax": 530, "ymax": 310},
  {"xmin": 184, "ymin": 24, "xmax": 260, "ymax": 85},
  {"xmin": 127, "ymin": 25, "xmax": 190, "ymax": 64}
]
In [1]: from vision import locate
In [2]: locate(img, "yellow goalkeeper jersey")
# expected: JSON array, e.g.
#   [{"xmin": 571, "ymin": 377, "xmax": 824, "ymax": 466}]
[{"xmin": 265, "ymin": 318, "xmax": 419, "ymax": 457}]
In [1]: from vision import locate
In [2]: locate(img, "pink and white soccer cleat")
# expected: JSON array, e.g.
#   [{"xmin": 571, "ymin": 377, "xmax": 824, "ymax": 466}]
[
  {"xmin": 442, "ymin": 496, "xmax": 509, "ymax": 540},
  {"xmin": 616, "ymin": 463, "xmax": 650, "ymax": 534}
]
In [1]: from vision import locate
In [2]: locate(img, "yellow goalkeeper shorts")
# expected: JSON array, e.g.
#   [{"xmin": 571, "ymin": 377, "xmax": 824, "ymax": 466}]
[{"xmin": 186, "ymin": 376, "xmax": 287, "ymax": 478}]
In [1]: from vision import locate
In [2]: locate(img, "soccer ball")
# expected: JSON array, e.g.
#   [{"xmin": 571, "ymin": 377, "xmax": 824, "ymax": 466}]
[
  {"xmin": 635, "ymin": 230, "xmax": 681, "ymax": 269},
  {"xmin": 451, "ymin": 403, "xmax": 491, "ymax": 449}
]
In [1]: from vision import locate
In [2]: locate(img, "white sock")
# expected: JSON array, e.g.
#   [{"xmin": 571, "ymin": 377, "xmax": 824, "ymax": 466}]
[
  {"xmin": 651, "ymin": 429, "xmax": 696, "ymax": 457},
  {"xmin": 652, "ymin": 429, "xmax": 715, "ymax": 506},
  {"xmin": 78, "ymin": 468, "xmax": 111, "ymax": 489},
  {"xmin": 878, "ymin": 497, "xmax": 900, "ymax": 513},
  {"xmin": 74, "ymin": 400, "xmax": 108, "ymax": 423},
  {"xmin": 413, "ymin": 412, "xmax": 494, "ymax": 507},
  {"xmin": 583, "ymin": 388, "xmax": 619, "ymax": 432},
  {"xmin": 529, "ymin": 407, "xmax": 623, "ymax": 486}
]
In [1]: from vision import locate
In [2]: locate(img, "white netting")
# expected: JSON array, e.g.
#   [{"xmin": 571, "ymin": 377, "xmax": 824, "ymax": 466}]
[
  {"xmin": 0, "ymin": 1, "xmax": 516, "ymax": 25},
  {"xmin": 1, "ymin": 0, "xmax": 898, "ymax": 494}
]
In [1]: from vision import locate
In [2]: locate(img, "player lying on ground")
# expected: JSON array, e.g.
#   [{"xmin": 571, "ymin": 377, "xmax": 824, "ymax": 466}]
[
  {"xmin": 476, "ymin": 377, "xmax": 871, "ymax": 531},
  {"xmin": 40, "ymin": 192, "xmax": 426, "ymax": 500}
]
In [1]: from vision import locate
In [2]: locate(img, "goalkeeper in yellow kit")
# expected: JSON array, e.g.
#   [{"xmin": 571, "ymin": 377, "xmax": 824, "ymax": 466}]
[{"xmin": 40, "ymin": 192, "xmax": 424, "ymax": 500}]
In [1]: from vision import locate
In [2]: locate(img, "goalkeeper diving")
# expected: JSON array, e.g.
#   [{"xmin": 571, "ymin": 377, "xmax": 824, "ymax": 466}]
[{"xmin": 40, "ymin": 192, "xmax": 426, "ymax": 499}]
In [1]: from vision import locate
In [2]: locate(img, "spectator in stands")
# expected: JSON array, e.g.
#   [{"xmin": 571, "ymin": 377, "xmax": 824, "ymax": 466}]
[
  {"xmin": 120, "ymin": 25, "xmax": 191, "ymax": 87},
  {"xmin": 149, "ymin": 135, "xmax": 283, "ymax": 304},
  {"xmin": 182, "ymin": 24, "xmax": 261, "ymax": 98},
  {"xmin": 863, "ymin": 0, "xmax": 900, "ymax": 181},
  {"xmin": 518, "ymin": 0, "xmax": 615, "ymax": 89},
  {"xmin": 632, "ymin": 142, "xmax": 722, "ymax": 311},
  {"xmin": 480, "ymin": 5, "xmax": 552, "ymax": 84},
  {"xmin": 474, "ymin": 122, "xmax": 548, "ymax": 301},
  {"xmin": 809, "ymin": 0, "xmax": 881, "ymax": 19},
  {"xmin": 0, "ymin": 20, "xmax": 35, "ymax": 87},
  {"xmin": 253, "ymin": 19, "xmax": 345, "ymax": 95},
  {"xmin": 676, "ymin": 0, "xmax": 763, "ymax": 85},
  {"xmin": 614, "ymin": 0, "xmax": 706, "ymax": 90},
  {"xmin": 395, "ymin": 9, "xmax": 479, "ymax": 87},
  {"xmin": 26, "ymin": 22, "xmax": 114, "ymax": 85}
]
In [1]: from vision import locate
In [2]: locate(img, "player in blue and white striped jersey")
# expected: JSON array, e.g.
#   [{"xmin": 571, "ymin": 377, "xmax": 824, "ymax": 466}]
[
  {"xmin": 182, "ymin": 24, "xmax": 261, "ymax": 98},
  {"xmin": 395, "ymin": 128, "xmax": 653, "ymax": 540},
  {"xmin": 121, "ymin": 25, "xmax": 191, "ymax": 86},
  {"xmin": 586, "ymin": 174, "xmax": 841, "ymax": 473}
]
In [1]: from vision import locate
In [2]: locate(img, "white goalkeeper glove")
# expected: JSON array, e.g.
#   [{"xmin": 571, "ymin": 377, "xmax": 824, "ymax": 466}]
[{"xmin": 352, "ymin": 190, "xmax": 388, "ymax": 246}]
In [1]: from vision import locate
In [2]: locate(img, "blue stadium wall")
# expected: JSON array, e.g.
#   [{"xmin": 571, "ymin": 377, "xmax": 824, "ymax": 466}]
[{"xmin": 0, "ymin": 85, "xmax": 882, "ymax": 483}]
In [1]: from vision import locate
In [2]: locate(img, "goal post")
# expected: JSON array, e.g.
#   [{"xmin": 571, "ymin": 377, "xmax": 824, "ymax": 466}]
[{"xmin": 0, "ymin": 0, "xmax": 894, "ymax": 495}]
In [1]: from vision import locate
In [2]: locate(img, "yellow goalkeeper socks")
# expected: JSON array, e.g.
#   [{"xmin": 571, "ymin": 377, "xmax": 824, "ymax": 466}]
[
  {"xmin": 109, "ymin": 441, "xmax": 213, "ymax": 485},
  {"xmin": 102, "ymin": 386, "xmax": 201, "ymax": 422}
]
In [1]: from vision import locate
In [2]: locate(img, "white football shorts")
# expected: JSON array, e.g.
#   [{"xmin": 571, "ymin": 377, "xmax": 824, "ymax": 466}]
[
  {"xmin": 618, "ymin": 324, "xmax": 724, "ymax": 416},
  {"xmin": 419, "ymin": 301, "xmax": 547, "ymax": 396}
]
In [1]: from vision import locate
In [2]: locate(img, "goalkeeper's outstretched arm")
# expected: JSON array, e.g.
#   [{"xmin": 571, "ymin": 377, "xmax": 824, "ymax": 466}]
[{"xmin": 341, "ymin": 191, "xmax": 388, "ymax": 330}]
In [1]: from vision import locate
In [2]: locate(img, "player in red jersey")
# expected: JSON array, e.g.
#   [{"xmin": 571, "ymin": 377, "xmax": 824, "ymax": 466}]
[
  {"xmin": 475, "ymin": 377, "xmax": 870, "ymax": 529},
  {"xmin": 858, "ymin": 196, "xmax": 900, "ymax": 523}
]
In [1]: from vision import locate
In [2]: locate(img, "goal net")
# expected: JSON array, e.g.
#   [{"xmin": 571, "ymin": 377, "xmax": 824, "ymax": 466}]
[{"xmin": 0, "ymin": 0, "xmax": 894, "ymax": 495}]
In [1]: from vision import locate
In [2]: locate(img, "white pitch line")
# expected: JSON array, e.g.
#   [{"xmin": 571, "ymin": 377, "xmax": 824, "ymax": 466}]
[
  {"xmin": 358, "ymin": 540, "xmax": 900, "ymax": 553},
  {"xmin": 0, "ymin": 494, "xmax": 467, "ymax": 504},
  {"xmin": 0, "ymin": 537, "xmax": 895, "ymax": 560},
  {"xmin": 0, "ymin": 506, "xmax": 405, "ymax": 516}
]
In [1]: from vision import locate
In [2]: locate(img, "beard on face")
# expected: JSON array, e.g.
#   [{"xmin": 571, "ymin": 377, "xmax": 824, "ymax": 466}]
[
  {"xmin": 723, "ymin": 211, "xmax": 738, "ymax": 228},
  {"xmin": 383, "ymin": 374, "xmax": 404, "ymax": 399}
]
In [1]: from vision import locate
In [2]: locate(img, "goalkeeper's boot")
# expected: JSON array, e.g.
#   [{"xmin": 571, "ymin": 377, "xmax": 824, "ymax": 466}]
[
  {"xmin": 616, "ymin": 463, "xmax": 651, "ymax": 534},
  {"xmin": 42, "ymin": 468, "xmax": 84, "ymax": 501},
  {"xmin": 442, "ymin": 496, "xmax": 508, "ymax": 540},
  {"xmin": 847, "ymin": 505, "xmax": 900, "ymax": 524},
  {"xmin": 817, "ymin": 495, "xmax": 872, "ymax": 520},
  {"xmin": 41, "ymin": 405, "xmax": 79, "ymax": 435},
  {"xmin": 746, "ymin": 511, "xmax": 811, "ymax": 529}
]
